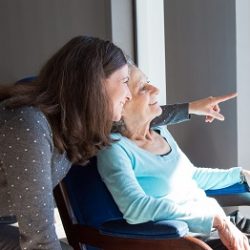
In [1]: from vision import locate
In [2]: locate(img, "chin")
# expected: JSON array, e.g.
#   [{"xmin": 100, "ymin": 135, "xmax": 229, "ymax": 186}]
[
  {"xmin": 155, "ymin": 106, "xmax": 162, "ymax": 116},
  {"xmin": 150, "ymin": 107, "xmax": 162, "ymax": 120}
]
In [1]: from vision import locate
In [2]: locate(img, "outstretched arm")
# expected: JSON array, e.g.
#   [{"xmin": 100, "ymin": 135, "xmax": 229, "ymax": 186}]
[
  {"xmin": 151, "ymin": 92, "xmax": 237, "ymax": 127},
  {"xmin": 151, "ymin": 103, "xmax": 190, "ymax": 127},
  {"xmin": 189, "ymin": 92, "xmax": 237, "ymax": 123}
]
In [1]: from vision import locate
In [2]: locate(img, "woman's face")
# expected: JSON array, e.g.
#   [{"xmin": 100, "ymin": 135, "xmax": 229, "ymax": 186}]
[
  {"xmin": 105, "ymin": 64, "xmax": 132, "ymax": 121},
  {"xmin": 123, "ymin": 66, "xmax": 162, "ymax": 123}
]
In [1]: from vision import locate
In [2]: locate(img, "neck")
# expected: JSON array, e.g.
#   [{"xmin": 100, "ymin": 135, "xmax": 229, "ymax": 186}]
[{"xmin": 122, "ymin": 120, "xmax": 153, "ymax": 141}]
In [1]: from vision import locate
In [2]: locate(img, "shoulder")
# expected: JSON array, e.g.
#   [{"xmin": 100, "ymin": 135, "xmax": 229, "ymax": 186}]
[
  {"xmin": 97, "ymin": 133, "xmax": 135, "ymax": 175},
  {"xmin": 110, "ymin": 132, "xmax": 123, "ymax": 140},
  {"xmin": 98, "ymin": 133, "xmax": 131, "ymax": 157},
  {"xmin": 3, "ymin": 105, "xmax": 49, "ymax": 128},
  {"xmin": 0, "ymin": 104, "xmax": 53, "ymax": 147}
]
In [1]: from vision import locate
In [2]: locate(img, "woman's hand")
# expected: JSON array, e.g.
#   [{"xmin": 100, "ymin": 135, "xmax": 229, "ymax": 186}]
[
  {"xmin": 188, "ymin": 92, "xmax": 237, "ymax": 123},
  {"xmin": 213, "ymin": 214, "xmax": 250, "ymax": 250},
  {"xmin": 241, "ymin": 170, "xmax": 250, "ymax": 187}
]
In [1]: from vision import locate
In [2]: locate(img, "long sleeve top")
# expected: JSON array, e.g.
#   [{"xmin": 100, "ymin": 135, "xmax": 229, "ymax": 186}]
[
  {"xmin": 97, "ymin": 126, "xmax": 242, "ymax": 235},
  {"xmin": 0, "ymin": 99, "xmax": 189, "ymax": 249},
  {"xmin": 152, "ymin": 103, "xmax": 190, "ymax": 126},
  {"xmin": 0, "ymin": 100, "xmax": 71, "ymax": 250}
]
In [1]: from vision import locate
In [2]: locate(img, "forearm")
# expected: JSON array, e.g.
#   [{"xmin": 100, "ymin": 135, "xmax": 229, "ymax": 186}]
[
  {"xmin": 151, "ymin": 103, "xmax": 190, "ymax": 127},
  {"xmin": 192, "ymin": 166, "xmax": 242, "ymax": 190},
  {"xmin": 213, "ymin": 213, "xmax": 249, "ymax": 249},
  {"xmin": 121, "ymin": 194, "xmax": 216, "ymax": 234}
]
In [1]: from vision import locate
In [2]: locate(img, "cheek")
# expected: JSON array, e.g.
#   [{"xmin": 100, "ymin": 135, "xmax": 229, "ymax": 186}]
[
  {"xmin": 108, "ymin": 87, "xmax": 122, "ymax": 105},
  {"xmin": 115, "ymin": 85, "xmax": 126, "ymax": 100}
]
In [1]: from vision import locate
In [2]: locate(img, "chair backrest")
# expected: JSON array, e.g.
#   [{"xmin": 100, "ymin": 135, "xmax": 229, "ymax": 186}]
[
  {"xmin": 62, "ymin": 156, "xmax": 123, "ymax": 228},
  {"xmin": 16, "ymin": 76, "xmax": 37, "ymax": 83}
]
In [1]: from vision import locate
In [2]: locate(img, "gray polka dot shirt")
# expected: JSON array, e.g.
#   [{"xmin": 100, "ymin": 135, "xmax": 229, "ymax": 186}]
[
  {"xmin": 0, "ymin": 99, "xmax": 189, "ymax": 250},
  {"xmin": 0, "ymin": 100, "xmax": 71, "ymax": 250}
]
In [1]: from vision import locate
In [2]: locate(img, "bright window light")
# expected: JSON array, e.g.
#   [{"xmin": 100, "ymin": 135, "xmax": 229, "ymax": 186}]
[{"xmin": 135, "ymin": 0, "xmax": 166, "ymax": 104}]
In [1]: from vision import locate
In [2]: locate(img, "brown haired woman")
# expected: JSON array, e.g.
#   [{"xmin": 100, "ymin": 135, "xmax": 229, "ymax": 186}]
[{"xmin": 0, "ymin": 35, "xmax": 236, "ymax": 249}]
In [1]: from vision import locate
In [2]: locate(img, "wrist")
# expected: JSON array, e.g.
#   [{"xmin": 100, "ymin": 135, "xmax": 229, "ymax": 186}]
[
  {"xmin": 188, "ymin": 102, "xmax": 195, "ymax": 115},
  {"xmin": 213, "ymin": 215, "xmax": 227, "ymax": 231},
  {"xmin": 240, "ymin": 170, "xmax": 247, "ymax": 183}
]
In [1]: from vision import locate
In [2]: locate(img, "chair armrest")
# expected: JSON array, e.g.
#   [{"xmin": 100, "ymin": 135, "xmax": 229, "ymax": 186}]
[
  {"xmin": 205, "ymin": 183, "xmax": 249, "ymax": 196},
  {"xmin": 99, "ymin": 219, "xmax": 189, "ymax": 239},
  {"xmin": 205, "ymin": 182, "xmax": 250, "ymax": 207}
]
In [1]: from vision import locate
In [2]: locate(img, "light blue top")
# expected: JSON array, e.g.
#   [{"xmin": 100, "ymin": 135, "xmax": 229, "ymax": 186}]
[{"xmin": 97, "ymin": 126, "xmax": 242, "ymax": 235}]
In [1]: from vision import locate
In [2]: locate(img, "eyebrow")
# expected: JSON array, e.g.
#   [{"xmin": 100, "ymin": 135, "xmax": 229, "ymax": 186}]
[{"xmin": 138, "ymin": 76, "xmax": 148, "ymax": 84}]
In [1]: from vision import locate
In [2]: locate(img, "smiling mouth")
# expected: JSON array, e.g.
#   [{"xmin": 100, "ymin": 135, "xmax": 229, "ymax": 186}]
[{"xmin": 149, "ymin": 101, "xmax": 158, "ymax": 106}]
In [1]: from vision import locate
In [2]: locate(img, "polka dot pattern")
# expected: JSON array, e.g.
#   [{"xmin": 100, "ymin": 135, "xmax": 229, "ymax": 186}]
[{"xmin": 0, "ymin": 104, "xmax": 71, "ymax": 249}]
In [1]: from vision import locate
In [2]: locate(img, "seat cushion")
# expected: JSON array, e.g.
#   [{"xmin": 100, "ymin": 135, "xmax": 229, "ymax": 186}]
[{"xmin": 100, "ymin": 219, "xmax": 189, "ymax": 239}]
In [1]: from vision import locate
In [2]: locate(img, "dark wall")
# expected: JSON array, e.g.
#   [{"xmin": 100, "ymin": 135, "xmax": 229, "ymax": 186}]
[
  {"xmin": 164, "ymin": 0, "xmax": 237, "ymax": 168},
  {"xmin": 0, "ymin": 0, "xmax": 135, "ymax": 84}
]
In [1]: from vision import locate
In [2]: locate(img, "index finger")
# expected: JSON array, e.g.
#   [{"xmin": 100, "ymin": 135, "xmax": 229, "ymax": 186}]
[{"xmin": 212, "ymin": 92, "xmax": 237, "ymax": 104}]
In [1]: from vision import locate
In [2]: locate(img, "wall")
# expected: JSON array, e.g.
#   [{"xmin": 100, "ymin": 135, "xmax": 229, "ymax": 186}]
[
  {"xmin": 0, "ymin": 0, "xmax": 135, "ymax": 84},
  {"xmin": 236, "ymin": 0, "xmax": 250, "ymax": 216},
  {"xmin": 110, "ymin": 0, "xmax": 135, "ymax": 59},
  {"xmin": 164, "ymin": 0, "xmax": 237, "ymax": 168},
  {"xmin": 236, "ymin": 0, "xmax": 250, "ymax": 172}
]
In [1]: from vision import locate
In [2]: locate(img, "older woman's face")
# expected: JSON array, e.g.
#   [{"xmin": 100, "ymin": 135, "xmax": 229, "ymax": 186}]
[{"xmin": 122, "ymin": 66, "xmax": 162, "ymax": 123}]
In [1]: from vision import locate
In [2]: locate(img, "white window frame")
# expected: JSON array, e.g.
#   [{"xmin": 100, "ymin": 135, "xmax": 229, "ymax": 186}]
[{"xmin": 135, "ymin": 0, "xmax": 166, "ymax": 105}]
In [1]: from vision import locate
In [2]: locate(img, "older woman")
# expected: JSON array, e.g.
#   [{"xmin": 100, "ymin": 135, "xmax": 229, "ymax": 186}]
[{"xmin": 97, "ymin": 64, "xmax": 250, "ymax": 250}]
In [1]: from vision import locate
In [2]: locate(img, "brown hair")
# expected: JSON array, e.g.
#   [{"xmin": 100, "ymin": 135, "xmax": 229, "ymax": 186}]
[{"xmin": 0, "ymin": 36, "xmax": 127, "ymax": 164}]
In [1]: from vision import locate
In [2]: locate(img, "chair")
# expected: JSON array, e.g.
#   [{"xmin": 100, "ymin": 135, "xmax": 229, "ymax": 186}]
[
  {"xmin": 16, "ymin": 76, "xmax": 37, "ymax": 83},
  {"xmin": 54, "ymin": 157, "xmax": 250, "ymax": 250}
]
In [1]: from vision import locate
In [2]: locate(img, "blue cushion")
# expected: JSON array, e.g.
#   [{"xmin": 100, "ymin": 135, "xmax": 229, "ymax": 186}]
[
  {"xmin": 63, "ymin": 157, "xmax": 123, "ymax": 227},
  {"xmin": 205, "ymin": 182, "xmax": 249, "ymax": 196},
  {"xmin": 100, "ymin": 219, "xmax": 188, "ymax": 239}
]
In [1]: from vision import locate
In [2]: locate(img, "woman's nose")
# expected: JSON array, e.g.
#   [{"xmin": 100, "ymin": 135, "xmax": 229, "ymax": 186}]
[{"xmin": 149, "ymin": 84, "xmax": 159, "ymax": 95}]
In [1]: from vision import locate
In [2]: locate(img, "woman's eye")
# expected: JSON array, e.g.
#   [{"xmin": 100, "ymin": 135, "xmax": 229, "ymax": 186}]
[
  {"xmin": 142, "ymin": 80, "xmax": 151, "ymax": 91},
  {"xmin": 140, "ymin": 84, "xmax": 147, "ymax": 91}
]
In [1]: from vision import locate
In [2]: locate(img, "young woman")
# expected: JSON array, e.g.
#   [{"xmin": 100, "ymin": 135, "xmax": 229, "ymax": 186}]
[
  {"xmin": 0, "ymin": 35, "xmax": 236, "ymax": 249},
  {"xmin": 97, "ymin": 64, "xmax": 249, "ymax": 250}
]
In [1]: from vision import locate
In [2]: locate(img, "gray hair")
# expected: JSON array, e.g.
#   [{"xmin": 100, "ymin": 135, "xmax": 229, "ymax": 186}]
[
  {"xmin": 111, "ymin": 119, "xmax": 126, "ymax": 134},
  {"xmin": 125, "ymin": 55, "xmax": 137, "ymax": 70}
]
